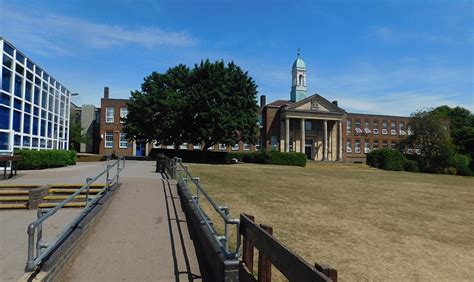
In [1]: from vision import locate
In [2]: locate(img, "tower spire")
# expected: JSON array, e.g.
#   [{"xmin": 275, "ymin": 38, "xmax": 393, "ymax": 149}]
[{"xmin": 297, "ymin": 48, "xmax": 300, "ymax": 57}]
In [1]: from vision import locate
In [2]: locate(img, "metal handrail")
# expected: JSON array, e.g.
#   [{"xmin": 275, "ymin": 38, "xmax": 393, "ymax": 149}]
[
  {"xmin": 170, "ymin": 157, "xmax": 241, "ymax": 259},
  {"xmin": 25, "ymin": 157, "xmax": 125, "ymax": 272}
]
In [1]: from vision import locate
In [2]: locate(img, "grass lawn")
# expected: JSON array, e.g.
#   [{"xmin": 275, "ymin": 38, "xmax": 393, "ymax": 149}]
[{"xmin": 187, "ymin": 162, "xmax": 474, "ymax": 281}]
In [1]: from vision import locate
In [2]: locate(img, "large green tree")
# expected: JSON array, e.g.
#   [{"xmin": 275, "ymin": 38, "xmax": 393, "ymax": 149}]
[
  {"xmin": 124, "ymin": 60, "xmax": 258, "ymax": 150},
  {"xmin": 189, "ymin": 60, "xmax": 258, "ymax": 150},
  {"xmin": 123, "ymin": 64, "xmax": 192, "ymax": 148}
]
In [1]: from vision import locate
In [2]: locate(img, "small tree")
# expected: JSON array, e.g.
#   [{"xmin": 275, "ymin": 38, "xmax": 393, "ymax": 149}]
[
  {"xmin": 404, "ymin": 109, "xmax": 454, "ymax": 172},
  {"xmin": 68, "ymin": 119, "xmax": 89, "ymax": 151}
]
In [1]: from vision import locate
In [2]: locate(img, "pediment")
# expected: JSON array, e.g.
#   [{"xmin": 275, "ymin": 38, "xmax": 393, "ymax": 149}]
[{"xmin": 287, "ymin": 94, "xmax": 345, "ymax": 114}]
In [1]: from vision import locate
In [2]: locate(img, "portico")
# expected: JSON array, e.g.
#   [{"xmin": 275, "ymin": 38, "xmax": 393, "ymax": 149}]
[{"xmin": 279, "ymin": 95, "xmax": 345, "ymax": 161}]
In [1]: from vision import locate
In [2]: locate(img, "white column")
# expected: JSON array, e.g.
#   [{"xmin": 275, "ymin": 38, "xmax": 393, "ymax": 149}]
[
  {"xmin": 285, "ymin": 118, "xmax": 290, "ymax": 152},
  {"xmin": 338, "ymin": 120, "xmax": 343, "ymax": 161},
  {"xmin": 300, "ymin": 118, "xmax": 305, "ymax": 153},
  {"xmin": 323, "ymin": 120, "xmax": 328, "ymax": 160}
]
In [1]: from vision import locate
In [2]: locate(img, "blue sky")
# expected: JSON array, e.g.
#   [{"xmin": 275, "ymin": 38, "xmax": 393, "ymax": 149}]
[{"xmin": 1, "ymin": 0, "xmax": 472, "ymax": 115}]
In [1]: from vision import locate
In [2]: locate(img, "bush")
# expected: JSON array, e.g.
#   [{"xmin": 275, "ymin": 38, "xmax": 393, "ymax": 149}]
[
  {"xmin": 149, "ymin": 148, "xmax": 230, "ymax": 164},
  {"xmin": 449, "ymin": 153, "xmax": 473, "ymax": 176},
  {"xmin": 442, "ymin": 167, "xmax": 457, "ymax": 175},
  {"xmin": 404, "ymin": 159, "xmax": 419, "ymax": 172},
  {"xmin": 15, "ymin": 149, "xmax": 77, "ymax": 170},
  {"xmin": 366, "ymin": 148, "xmax": 405, "ymax": 171},
  {"xmin": 230, "ymin": 150, "xmax": 306, "ymax": 167}
]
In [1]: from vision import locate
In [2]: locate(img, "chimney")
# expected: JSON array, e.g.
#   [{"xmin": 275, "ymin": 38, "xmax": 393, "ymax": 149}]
[
  {"xmin": 104, "ymin": 87, "xmax": 109, "ymax": 99},
  {"xmin": 260, "ymin": 95, "xmax": 266, "ymax": 107},
  {"xmin": 332, "ymin": 100, "xmax": 338, "ymax": 106}
]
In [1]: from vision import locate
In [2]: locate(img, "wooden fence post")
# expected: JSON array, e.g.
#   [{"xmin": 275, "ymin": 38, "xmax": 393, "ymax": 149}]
[
  {"xmin": 258, "ymin": 224, "xmax": 273, "ymax": 282},
  {"xmin": 242, "ymin": 214, "xmax": 255, "ymax": 273},
  {"xmin": 315, "ymin": 263, "xmax": 338, "ymax": 282}
]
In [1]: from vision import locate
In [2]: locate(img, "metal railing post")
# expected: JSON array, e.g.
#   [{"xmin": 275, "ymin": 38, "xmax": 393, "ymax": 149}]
[
  {"xmin": 106, "ymin": 165, "xmax": 112, "ymax": 189},
  {"xmin": 220, "ymin": 206, "xmax": 229, "ymax": 253},
  {"xmin": 85, "ymin": 177, "xmax": 93, "ymax": 205},
  {"xmin": 25, "ymin": 224, "xmax": 36, "ymax": 271}
]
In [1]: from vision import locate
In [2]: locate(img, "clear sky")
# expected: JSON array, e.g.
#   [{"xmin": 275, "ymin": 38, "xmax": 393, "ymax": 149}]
[{"xmin": 1, "ymin": 0, "xmax": 472, "ymax": 115}]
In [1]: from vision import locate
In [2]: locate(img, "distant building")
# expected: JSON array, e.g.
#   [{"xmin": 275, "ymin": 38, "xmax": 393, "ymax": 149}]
[
  {"xmin": 259, "ymin": 52, "xmax": 410, "ymax": 162},
  {"xmin": 0, "ymin": 38, "xmax": 72, "ymax": 154}
]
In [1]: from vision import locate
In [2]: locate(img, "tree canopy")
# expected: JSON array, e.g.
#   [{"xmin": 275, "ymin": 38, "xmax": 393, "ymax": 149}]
[{"xmin": 123, "ymin": 60, "xmax": 258, "ymax": 150}]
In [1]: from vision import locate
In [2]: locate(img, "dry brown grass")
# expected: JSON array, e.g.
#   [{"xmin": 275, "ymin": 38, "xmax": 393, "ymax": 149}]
[{"xmin": 186, "ymin": 162, "xmax": 474, "ymax": 281}]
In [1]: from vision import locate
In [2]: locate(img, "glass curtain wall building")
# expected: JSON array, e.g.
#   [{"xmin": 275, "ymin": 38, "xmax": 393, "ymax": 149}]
[{"xmin": 0, "ymin": 38, "xmax": 71, "ymax": 154}]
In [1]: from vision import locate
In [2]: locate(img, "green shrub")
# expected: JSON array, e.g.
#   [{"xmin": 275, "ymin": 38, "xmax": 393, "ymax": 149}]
[
  {"xmin": 443, "ymin": 167, "xmax": 457, "ymax": 175},
  {"xmin": 230, "ymin": 150, "xmax": 306, "ymax": 167},
  {"xmin": 404, "ymin": 159, "xmax": 419, "ymax": 172},
  {"xmin": 366, "ymin": 148, "xmax": 405, "ymax": 171},
  {"xmin": 449, "ymin": 153, "xmax": 473, "ymax": 176},
  {"xmin": 15, "ymin": 149, "xmax": 77, "ymax": 170}
]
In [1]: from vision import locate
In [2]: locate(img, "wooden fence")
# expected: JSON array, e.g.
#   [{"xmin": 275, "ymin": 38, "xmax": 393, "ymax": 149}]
[{"xmin": 239, "ymin": 214, "xmax": 338, "ymax": 282}]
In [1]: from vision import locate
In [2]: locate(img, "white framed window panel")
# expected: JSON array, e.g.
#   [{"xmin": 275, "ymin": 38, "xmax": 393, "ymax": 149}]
[
  {"xmin": 105, "ymin": 132, "xmax": 113, "ymax": 148},
  {"xmin": 119, "ymin": 132, "xmax": 127, "ymax": 148}
]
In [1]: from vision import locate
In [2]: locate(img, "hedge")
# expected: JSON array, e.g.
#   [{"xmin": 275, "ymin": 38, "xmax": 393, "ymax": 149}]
[
  {"xmin": 366, "ymin": 148, "xmax": 405, "ymax": 171},
  {"xmin": 229, "ymin": 150, "xmax": 307, "ymax": 167},
  {"xmin": 149, "ymin": 148, "xmax": 230, "ymax": 164},
  {"xmin": 15, "ymin": 149, "xmax": 77, "ymax": 170}
]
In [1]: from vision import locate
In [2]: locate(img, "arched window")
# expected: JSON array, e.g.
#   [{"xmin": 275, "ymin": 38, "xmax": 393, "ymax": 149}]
[{"xmin": 299, "ymin": 74, "xmax": 304, "ymax": 86}]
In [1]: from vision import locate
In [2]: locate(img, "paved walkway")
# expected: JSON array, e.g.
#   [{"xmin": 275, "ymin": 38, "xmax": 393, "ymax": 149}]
[{"xmin": 64, "ymin": 161, "xmax": 202, "ymax": 281}]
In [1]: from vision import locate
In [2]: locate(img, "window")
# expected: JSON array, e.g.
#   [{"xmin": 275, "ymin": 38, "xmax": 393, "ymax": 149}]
[
  {"xmin": 3, "ymin": 54, "xmax": 13, "ymax": 69},
  {"xmin": 232, "ymin": 144, "xmax": 239, "ymax": 151},
  {"xmin": 346, "ymin": 141, "xmax": 352, "ymax": 153},
  {"xmin": 106, "ymin": 107, "xmax": 114, "ymax": 123},
  {"xmin": 23, "ymin": 114, "xmax": 31, "ymax": 134},
  {"xmin": 382, "ymin": 140, "xmax": 388, "ymax": 148},
  {"xmin": 364, "ymin": 141, "xmax": 370, "ymax": 154},
  {"xmin": 364, "ymin": 120, "xmax": 371, "ymax": 134},
  {"xmin": 166, "ymin": 144, "xmax": 175, "ymax": 149},
  {"xmin": 382, "ymin": 121, "xmax": 388, "ymax": 135},
  {"xmin": 3, "ymin": 42, "xmax": 14, "ymax": 56},
  {"xmin": 257, "ymin": 114, "xmax": 263, "ymax": 128},
  {"xmin": 391, "ymin": 142, "xmax": 397, "ymax": 150},
  {"xmin": 219, "ymin": 143, "xmax": 227, "ymax": 151},
  {"xmin": 0, "ymin": 106, "xmax": 9, "ymax": 129},
  {"xmin": 2, "ymin": 67, "xmax": 12, "ymax": 92},
  {"xmin": 407, "ymin": 125, "xmax": 413, "ymax": 135},
  {"xmin": 391, "ymin": 122, "xmax": 397, "ymax": 135},
  {"xmin": 207, "ymin": 145, "xmax": 214, "ymax": 151},
  {"xmin": 354, "ymin": 120, "xmax": 362, "ymax": 134},
  {"xmin": 355, "ymin": 140, "xmax": 361, "ymax": 153},
  {"xmin": 271, "ymin": 136, "xmax": 278, "ymax": 150},
  {"xmin": 153, "ymin": 141, "xmax": 160, "ymax": 148},
  {"xmin": 346, "ymin": 119, "xmax": 352, "ymax": 134},
  {"xmin": 119, "ymin": 133, "xmax": 127, "ymax": 148},
  {"xmin": 373, "ymin": 121, "xmax": 379, "ymax": 135},
  {"xmin": 373, "ymin": 140, "xmax": 379, "ymax": 150},
  {"xmin": 399, "ymin": 122, "xmax": 406, "ymax": 135},
  {"xmin": 299, "ymin": 74, "xmax": 304, "ymax": 86},
  {"xmin": 120, "ymin": 107, "xmax": 128, "ymax": 123},
  {"xmin": 180, "ymin": 143, "xmax": 188, "ymax": 150},
  {"xmin": 305, "ymin": 121, "xmax": 312, "ymax": 131},
  {"xmin": 0, "ymin": 92, "xmax": 11, "ymax": 107},
  {"xmin": 0, "ymin": 132, "xmax": 10, "ymax": 151},
  {"xmin": 255, "ymin": 138, "xmax": 262, "ymax": 150},
  {"xmin": 193, "ymin": 144, "xmax": 201, "ymax": 150},
  {"xmin": 14, "ymin": 75, "xmax": 22, "ymax": 97},
  {"xmin": 105, "ymin": 132, "xmax": 113, "ymax": 148},
  {"xmin": 243, "ymin": 143, "xmax": 251, "ymax": 151}
]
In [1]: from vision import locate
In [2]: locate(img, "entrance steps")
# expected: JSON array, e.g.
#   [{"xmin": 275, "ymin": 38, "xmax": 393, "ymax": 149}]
[{"xmin": 0, "ymin": 184, "xmax": 105, "ymax": 210}]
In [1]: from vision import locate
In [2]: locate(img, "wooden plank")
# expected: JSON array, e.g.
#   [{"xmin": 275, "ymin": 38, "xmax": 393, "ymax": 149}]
[
  {"xmin": 240, "ymin": 214, "xmax": 331, "ymax": 282},
  {"xmin": 239, "ymin": 262, "xmax": 257, "ymax": 282},
  {"xmin": 258, "ymin": 224, "xmax": 273, "ymax": 282},
  {"xmin": 0, "ymin": 155, "xmax": 21, "ymax": 161},
  {"xmin": 315, "ymin": 263, "xmax": 338, "ymax": 282},
  {"xmin": 241, "ymin": 214, "xmax": 255, "ymax": 273}
]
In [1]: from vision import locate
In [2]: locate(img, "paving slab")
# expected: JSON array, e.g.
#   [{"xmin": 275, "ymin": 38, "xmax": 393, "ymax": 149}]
[{"xmin": 64, "ymin": 161, "xmax": 201, "ymax": 281}]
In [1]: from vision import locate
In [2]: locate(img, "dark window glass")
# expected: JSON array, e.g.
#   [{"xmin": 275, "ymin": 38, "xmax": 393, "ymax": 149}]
[
  {"xmin": 3, "ymin": 42, "xmax": 14, "ymax": 56},
  {"xmin": 0, "ymin": 106, "xmax": 9, "ymax": 129},
  {"xmin": 41, "ymin": 91, "xmax": 47, "ymax": 109},
  {"xmin": 23, "ymin": 136, "xmax": 30, "ymax": 146},
  {"xmin": 47, "ymin": 121, "xmax": 52, "ymax": 137},
  {"xmin": 13, "ymin": 98, "xmax": 21, "ymax": 110},
  {"xmin": 33, "ymin": 117, "xmax": 39, "ymax": 135},
  {"xmin": 14, "ymin": 75, "xmax": 22, "ymax": 97},
  {"xmin": 26, "ymin": 71, "xmax": 33, "ymax": 81},
  {"xmin": 16, "ymin": 52, "xmax": 25, "ymax": 64},
  {"xmin": 34, "ymin": 87, "xmax": 40, "ymax": 105},
  {"xmin": 48, "ymin": 95, "xmax": 53, "ymax": 111},
  {"xmin": 23, "ymin": 113, "xmax": 31, "ymax": 133},
  {"xmin": 34, "ymin": 76, "xmax": 41, "ymax": 86},
  {"xmin": 50, "ymin": 78, "xmax": 56, "ymax": 87},
  {"xmin": 47, "ymin": 140, "xmax": 52, "ymax": 148},
  {"xmin": 40, "ymin": 119, "xmax": 46, "ymax": 136},
  {"xmin": 0, "ymin": 92, "xmax": 11, "ymax": 106},
  {"xmin": 2, "ymin": 67, "xmax": 12, "ymax": 92},
  {"xmin": 15, "ymin": 63, "xmax": 24, "ymax": 75},
  {"xmin": 3, "ymin": 54, "xmax": 13, "ymax": 69},
  {"xmin": 32, "ymin": 137, "xmax": 38, "ymax": 147},
  {"xmin": 35, "ymin": 66, "xmax": 42, "ymax": 76},
  {"xmin": 14, "ymin": 134, "xmax": 21, "ymax": 146},
  {"xmin": 25, "ymin": 81, "xmax": 32, "ymax": 101},
  {"xmin": 0, "ymin": 132, "xmax": 9, "ymax": 150},
  {"xmin": 24, "ymin": 103, "xmax": 31, "ymax": 114},
  {"xmin": 41, "ymin": 110, "xmax": 46, "ymax": 118},
  {"xmin": 33, "ymin": 106, "xmax": 39, "ymax": 116},
  {"xmin": 40, "ymin": 138, "xmax": 46, "ymax": 148},
  {"xmin": 13, "ymin": 111, "xmax": 21, "ymax": 131},
  {"xmin": 43, "ymin": 73, "xmax": 49, "ymax": 82},
  {"xmin": 27, "ymin": 60, "xmax": 34, "ymax": 70},
  {"xmin": 55, "ymin": 98, "xmax": 59, "ymax": 114}
]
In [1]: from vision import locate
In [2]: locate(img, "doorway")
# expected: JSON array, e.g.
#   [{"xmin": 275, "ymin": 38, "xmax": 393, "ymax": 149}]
[
  {"xmin": 304, "ymin": 139, "xmax": 313, "ymax": 160},
  {"xmin": 136, "ymin": 142, "xmax": 145, "ymax": 156}
]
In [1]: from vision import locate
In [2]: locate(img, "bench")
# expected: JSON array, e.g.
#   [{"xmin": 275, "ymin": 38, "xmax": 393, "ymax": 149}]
[{"xmin": 0, "ymin": 155, "xmax": 22, "ymax": 180}]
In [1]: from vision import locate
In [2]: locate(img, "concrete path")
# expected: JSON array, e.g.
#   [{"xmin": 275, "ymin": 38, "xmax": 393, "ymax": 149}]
[{"xmin": 64, "ymin": 161, "xmax": 202, "ymax": 281}]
